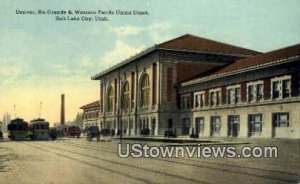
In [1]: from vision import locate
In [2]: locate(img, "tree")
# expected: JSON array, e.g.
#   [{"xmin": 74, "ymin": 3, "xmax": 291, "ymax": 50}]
[{"xmin": 72, "ymin": 112, "xmax": 83, "ymax": 129}]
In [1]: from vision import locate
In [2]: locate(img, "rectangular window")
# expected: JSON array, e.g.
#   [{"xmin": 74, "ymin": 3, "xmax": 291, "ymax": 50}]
[
  {"xmin": 195, "ymin": 94, "xmax": 199, "ymax": 108},
  {"xmin": 180, "ymin": 95, "xmax": 190, "ymax": 110},
  {"xmin": 248, "ymin": 85, "xmax": 254, "ymax": 102},
  {"xmin": 195, "ymin": 117, "xmax": 204, "ymax": 134},
  {"xmin": 247, "ymin": 81, "xmax": 263, "ymax": 102},
  {"xmin": 194, "ymin": 92, "xmax": 205, "ymax": 109},
  {"xmin": 211, "ymin": 116, "xmax": 221, "ymax": 136},
  {"xmin": 228, "ymin": 115, "xmax": 240, "ymax": 137},
  {"xmin": 272, "ymin": 113, "xmax": 289, "ymax": 127},
  {"xmin": 282, "ymin": 80, "xmax": 290, "ymax": 98},
  {"xmin": 257, "ymin": 83, "xmax": 263, "ymax": 101},
  {"xmin": 209, "ymin": 89, "xmax": 221, "ymax": 106},
  {"xmin": 182, "ymin": 118, "xmax": 190, "ymax": 135},
  {"xmin": 227, "ymin": 85, "xmax": 241, "ymax": 104},
  {"xmin": 271, "ymin": 76, "xmax": 291, "ymax": 99},
  {"xmin": 272, "ymin": 81, "xmax": 280, "ymax": 99},
  {"xmin": 248, "ymin": 114, "xmax": 262, "ymax": 136}
]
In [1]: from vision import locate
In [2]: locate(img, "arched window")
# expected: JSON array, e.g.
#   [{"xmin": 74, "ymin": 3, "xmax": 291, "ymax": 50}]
[
  {"xmin": 107, "ymin": 86, "xmax": 114, "ymax": 112},
  {"xmin": 122, "ymin": 81, "xmax": 130, "ymax": 110},
  {"xmin": 141, "ymin": 74, "xmax": 150, "ymax": 107}
]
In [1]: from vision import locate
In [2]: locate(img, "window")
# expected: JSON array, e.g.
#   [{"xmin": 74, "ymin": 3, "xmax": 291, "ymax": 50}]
[
  {"xmin": 211, "ymin": 116, "xmax": 221, "ymax": 136},
  {"xmin": 248, "ymin": 114, "xmax": 262, "ymax": 136},
  {"xmin": 272, "ymin": 113, "xmax": 289, "ymax": 127},
  {"xmin": 122, "ymin": 81, "xmax": 130, "ymax": 110},
  {"xmin": 227, "ymin": 85, "xmax": 241, "ymax": 104},
  {"xmin": 247, "ymin": 81, "xmax": 263, "ymax": 102},
  {"xmin": 209, "ymin": 88, "xmax": 221, "ymax": 106},
  {"xmin": 195, "ymin": 117, "xmax": 204, "ymax": 134},
  {"xmin": 194, "ymin": 92, "xmax": 205, "ymax": 109},
  {"xmin": 182, "ymin": 118, "xmax": 190, "ymax": 135},
  {"xmin": 141, "ymin": 74, "xmax": 150, "ymax": 107},
  {"xmin": 107, "ymin": 86, "xmax": 114, "ymax": 112},
  {"xmin": 180, "ymin": 94, "xmax": 191, "ymax": 110},
  {"xmin": 271, "ymin": 76, "xmax": 291, "ymax": 99},
  {"xmin": 228, "ymin": 115, "xmax": 240, "ymax": 137}
]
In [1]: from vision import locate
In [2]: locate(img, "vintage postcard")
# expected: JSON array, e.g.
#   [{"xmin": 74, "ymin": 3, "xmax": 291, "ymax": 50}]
[{"xmin": 0, "ymin": 0, "xmax": 299, "ymax": 183}]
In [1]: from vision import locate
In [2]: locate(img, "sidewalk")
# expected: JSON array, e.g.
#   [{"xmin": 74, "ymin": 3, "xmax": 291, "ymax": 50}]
[
  {"xmin": 114, "ymin": 135, "xmax": 300, "ymax": 146},
  {"xmin": 114, "ymin": 135, "xmax": 250, "ymax": 145}
]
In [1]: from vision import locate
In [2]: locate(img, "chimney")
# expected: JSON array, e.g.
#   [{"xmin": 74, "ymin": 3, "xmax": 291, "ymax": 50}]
[{"xmin": 60, "ymin": 94, "xmax": 65, "ymax": 125}]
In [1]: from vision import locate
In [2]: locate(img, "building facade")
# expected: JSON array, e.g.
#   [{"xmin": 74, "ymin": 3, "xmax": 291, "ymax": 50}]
[
  {"xmin": 178, "ymin": 45, "xmax": 300, "ymax": 139},
  {"xmin": 80, "ymin": 100, "xmax": 100, "ymax": 130},
  {"xmin": 86, "ymin": 34, "xmax": 300, "ymax": 139}
]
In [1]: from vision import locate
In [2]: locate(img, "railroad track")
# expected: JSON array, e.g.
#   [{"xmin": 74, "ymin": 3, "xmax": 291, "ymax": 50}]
[
  {"xmin": 21, "ymin": 141, "xmax": 210, "ymax": 184},
  {"xmin": 54, "ymin": 140, "xmax": 299, "ymax": 183}
]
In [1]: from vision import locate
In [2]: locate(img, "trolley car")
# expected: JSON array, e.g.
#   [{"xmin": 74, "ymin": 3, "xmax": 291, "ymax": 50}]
[
  {"xmin": 7, "ymin": 118, "xmax": 28, "ymax": 140},
  {"xmin": 28, "ymin": 118, "xmax": 50, "ymax": 140}
]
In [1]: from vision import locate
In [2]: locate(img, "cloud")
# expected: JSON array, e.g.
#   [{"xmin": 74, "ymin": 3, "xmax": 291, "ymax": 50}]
[
  {"xmin": 109, "ymin": 21, "xmax": 173, "ymax": 43},
  {"xmin": 147, "ymin": 22, "xmax": 173, "ymax": 43},
  {"xmin": 110, "ymin": 25, "xmax": 143, "ymax": 37},
  {"xmin": 99, "ymin": 40, "xmax": 145, "ymax": 71},
  {"xmin": 95, "ymin": 21, "xmax": 174, "ymax": 73},
  {"xmin": 79, "ymin": 56, "xmax": 94, "ymax": 68},
  {"xmin": 50, "ymin": 64, "xmax": 71, "ymax": 75}
]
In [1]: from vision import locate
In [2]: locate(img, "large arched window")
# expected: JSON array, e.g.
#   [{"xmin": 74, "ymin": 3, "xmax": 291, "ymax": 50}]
[
  {"xmin": 107, "ymin": 86, "xmax": 114, "ymax": 112},
  {"xmin": 122, "ymin": 81, "xmax": 130, "ymax": 110},
  {"xmin": 141, "ymin": 74, "xmax": 150, "ymax": 107}
]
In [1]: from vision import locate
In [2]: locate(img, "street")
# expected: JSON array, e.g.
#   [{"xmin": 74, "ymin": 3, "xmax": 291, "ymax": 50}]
[{"xmin": 0, "ymin": 138, "xmax": 299, "ymax": 184}]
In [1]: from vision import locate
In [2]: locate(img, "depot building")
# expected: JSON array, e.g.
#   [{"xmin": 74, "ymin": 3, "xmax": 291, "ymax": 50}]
[{"xmin": 81, "ymin": 34, "xmax": 300, "ymax": 139}]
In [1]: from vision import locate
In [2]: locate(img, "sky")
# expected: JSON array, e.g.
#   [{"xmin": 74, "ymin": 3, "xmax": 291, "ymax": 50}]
[{"xmin": 0, "ymin": 0, "xmax": 300, "ymax": 125}]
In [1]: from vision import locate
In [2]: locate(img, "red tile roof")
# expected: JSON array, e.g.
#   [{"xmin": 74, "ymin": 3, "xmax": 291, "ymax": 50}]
[
  {"xmin": 157, "ymin": 34, "xmax": 261, "ymax": 56},
  {"xmin": 80, "ymin": 100, "xmax": 100, "ymax": 109},
  {"xmin": 92, "ymin": 34, "xmax": 261, "ymax": 80},
  {"xmin": 214, "ymin": 43, "xmax": 300, "ymax": 75},
  {"xmin": 181, "ymin": 43, "xmax": 300, "ymax": 86}
]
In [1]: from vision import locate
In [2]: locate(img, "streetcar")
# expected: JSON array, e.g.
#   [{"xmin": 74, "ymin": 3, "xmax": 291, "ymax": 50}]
[
  {"xmin": 28, "ymin": 118, "xmax": 50, "ymax": 140},
  {"xmin": 65, "ymin": 126, "xmax": 81, "ymax": 138},
  {"xmin": 7, "ymin": 118, "xmax": 28, "ymax": 140}
]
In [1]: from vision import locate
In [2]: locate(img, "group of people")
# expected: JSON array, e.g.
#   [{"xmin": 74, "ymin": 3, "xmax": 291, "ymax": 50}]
[{"xmin": 86, "ymin": 126, "xmax": 100, "ymax": 141}]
